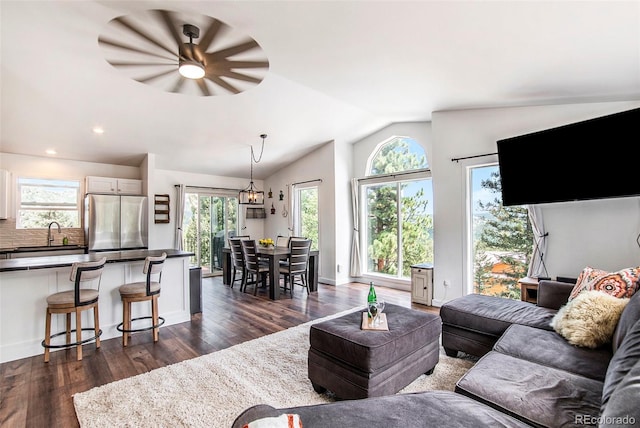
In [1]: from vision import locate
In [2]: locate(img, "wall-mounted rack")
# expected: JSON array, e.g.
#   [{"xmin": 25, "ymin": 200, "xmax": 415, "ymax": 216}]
[{"xmin": 154, "ymin": 194, "xmax": 170, "ymax": 223}]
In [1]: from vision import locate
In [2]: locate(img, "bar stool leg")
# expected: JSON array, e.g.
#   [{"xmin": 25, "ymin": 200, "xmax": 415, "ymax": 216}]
[
  {"xmin": 123, "ymin": 298, "xmax": 130, "ymax": 347},
  {"xmin": 152, "ymin": 295, "xmax": 159, "ymax": 342},
  {"xmin": 44, "ymin": 308, "xmax": 52, "ymax": 363},
  {"xmin": 66, "ymin": 313, "xmax": 72, "ymax": 345},
  {"xmin": 94, "ymin": 303, "xmax": 101, "ymax": 349},
  {"xmin": 76, "ymin": 308, "xmax": 83, "ymax": 361}
]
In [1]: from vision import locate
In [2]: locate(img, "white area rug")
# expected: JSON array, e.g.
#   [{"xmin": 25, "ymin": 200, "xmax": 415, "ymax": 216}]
[{"xmin": 74, "ymin": 308, "xmax": 475, "ymax": 427}]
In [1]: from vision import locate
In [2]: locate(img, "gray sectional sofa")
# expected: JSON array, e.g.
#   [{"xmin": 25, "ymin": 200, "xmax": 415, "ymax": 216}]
[{"xmin": 232, "ymin": 281, "xmax": 640, "ymax": 428}]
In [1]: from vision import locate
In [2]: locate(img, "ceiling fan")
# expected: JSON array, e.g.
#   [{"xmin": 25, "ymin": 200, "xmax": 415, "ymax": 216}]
[{"xmin": 98, "ymin": 9, "xmax": 269, "ymax": 96}]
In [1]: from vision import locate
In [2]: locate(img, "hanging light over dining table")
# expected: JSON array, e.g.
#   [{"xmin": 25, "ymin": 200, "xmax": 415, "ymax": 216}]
[{"xmin": 239, "ymin": 134, "xmax": 266, "ymax": 205}]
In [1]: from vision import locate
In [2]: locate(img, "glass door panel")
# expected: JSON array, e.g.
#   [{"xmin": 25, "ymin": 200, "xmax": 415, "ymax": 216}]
[
  {"xmin": 182, "ymin": 192, "xmax": 238, "ymax": 277},
  {"xmin": 400, "ymin": 179, "xmax": 433, "ymax": 277},
  {"xmin": 365, "ymin": 183, "xmax": 398, "ymax": 276}
]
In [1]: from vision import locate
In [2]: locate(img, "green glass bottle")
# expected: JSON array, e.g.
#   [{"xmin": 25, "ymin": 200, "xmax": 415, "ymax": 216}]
[{"xmin": 367, "ymin": 282, "xmax": 377, "ymax": 318}]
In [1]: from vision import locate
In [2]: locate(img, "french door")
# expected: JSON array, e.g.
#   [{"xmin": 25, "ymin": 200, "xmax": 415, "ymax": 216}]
[{"xmin": 183, "ymin": 191, "xmax": 238, "ymax": 277}]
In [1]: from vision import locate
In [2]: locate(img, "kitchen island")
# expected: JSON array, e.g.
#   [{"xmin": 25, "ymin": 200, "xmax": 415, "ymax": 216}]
[{"xmin": 0, "ymin": 249, "xmax": 194, "ymax": 363}]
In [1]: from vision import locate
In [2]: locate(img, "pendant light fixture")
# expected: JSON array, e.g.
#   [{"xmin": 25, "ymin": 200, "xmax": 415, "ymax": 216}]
[{"xmin": 239, "ymin": 134, "xmax": 266, "ymax": 205}]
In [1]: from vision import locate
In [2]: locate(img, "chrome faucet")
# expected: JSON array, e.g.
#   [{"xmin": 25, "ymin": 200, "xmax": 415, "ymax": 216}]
[{"xmin": 47, "ymin": 221, "xmax": 61, "ymax": 246}]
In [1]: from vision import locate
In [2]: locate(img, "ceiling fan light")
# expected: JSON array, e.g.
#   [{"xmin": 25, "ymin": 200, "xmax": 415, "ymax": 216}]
[{"xmin": 179, "ymin": 59, "xmax": 205, "ymax": 79}]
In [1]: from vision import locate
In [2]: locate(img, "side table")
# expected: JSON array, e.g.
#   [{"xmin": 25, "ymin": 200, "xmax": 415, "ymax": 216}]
[{"xmin": 519, "ymin": 276, "xmax": 539, "ymax": 304}]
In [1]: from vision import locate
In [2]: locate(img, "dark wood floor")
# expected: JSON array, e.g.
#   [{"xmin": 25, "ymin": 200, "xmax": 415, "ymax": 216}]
[{"xmin": 0, "ymin": 277, "xmax": 438, "ymax": 428}]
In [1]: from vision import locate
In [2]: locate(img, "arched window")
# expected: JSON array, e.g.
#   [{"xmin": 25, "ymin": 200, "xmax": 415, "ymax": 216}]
[
  {"xmin": 360, "ymin": 136, "xmax": 433, "ymax": 284},
  {"xmin": 367, "ymin": 136, "xmax": 428, "ymax": 176}
]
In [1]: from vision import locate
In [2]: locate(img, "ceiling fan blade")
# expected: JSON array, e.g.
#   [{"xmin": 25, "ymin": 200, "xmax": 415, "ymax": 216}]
[
  {"xmin": 112, "ymin": 16, "xmax": 177, "ymax": 58},
  {"xmin": 207, "ymin": 76, "xmax": 240, "ymax": 94},
  {"xmin": 197, "ymin": 79, "xmax": 212, "ymax": 96},
  {"xmin": 153, "ymin": 10, "xmax": 184, "ymax": 51},
  {"xmin": 217, "ymin": 60, "xmax": 269, "ymax": 70},
  {"xmin": 99, "ymin": 37, "xmax": 176, "ymax": 61},
  {"xmin": 219, "ymin": 70, "xmax": 262, "ymax": 84},
  {"xmin": 171, "ymin": 77, "xmax": 186, "ymax": 94},
  {"xmin": 107, "ymin": 61, "xmax": 175, "ymax": 67},
  {"xmin": 135, "ymin": 68, "xmax": 177, "ymax": 83},
  {"xmin": 198, "ymin": 18, "xmax": 229, "ymax": 52},
  {"xmin": 209, "ymin": 40, "xmax": 260, "ymax": 60}
]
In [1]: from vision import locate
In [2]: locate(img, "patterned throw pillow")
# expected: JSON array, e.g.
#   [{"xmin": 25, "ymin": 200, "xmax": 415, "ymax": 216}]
[{"xmin": 569, "ymin": 266, "xmax": 640, "ymax": 301}]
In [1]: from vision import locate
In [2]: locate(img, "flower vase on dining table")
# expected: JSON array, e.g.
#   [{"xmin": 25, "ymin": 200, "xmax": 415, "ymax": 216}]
[{"xmin": 258, "ymin": 238, "xmax": 274, "ymax": 248}]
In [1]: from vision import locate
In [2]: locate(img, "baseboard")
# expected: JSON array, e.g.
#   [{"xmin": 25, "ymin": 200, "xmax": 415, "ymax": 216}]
[{"xmin": 431, "ymin": 299, "xmax": 445, "ymax": 308}]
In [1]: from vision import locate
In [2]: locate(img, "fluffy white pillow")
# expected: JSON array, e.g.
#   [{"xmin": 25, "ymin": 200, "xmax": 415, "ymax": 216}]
[{"xmin": 551, "ymin": 290, "xmax": 629, "ymax": 348}]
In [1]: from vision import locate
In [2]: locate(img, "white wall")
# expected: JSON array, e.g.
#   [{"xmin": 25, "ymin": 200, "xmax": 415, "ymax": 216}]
[
  {"xmin": 431, "ymin": 101, "xmax": 640, "ymax": 306},
  {"xmin": 0, "ymin": 152, "xmax": 261, "ymax": 251},
  {"xmin": 150, "ymin": 166, "xmax": 265, "ymax": 249},
  {"xmin": 263, "ymin": 141, "xmax": 338, "ymax": 285},
  {"xmin": 334, "ymin": 136, "xmax": 354, "ymax": 285},
  {"xmin": 0, "ymin": 153, "xmax": 141, "ymax": 214}
]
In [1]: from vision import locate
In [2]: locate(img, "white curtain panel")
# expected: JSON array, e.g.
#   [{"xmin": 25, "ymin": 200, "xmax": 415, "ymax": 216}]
[
  {"xmin": 527, "ymin": 204, "xmax": 548, "ymax": 278},
  {"xmin": 174, "ymin": 184, "xmax": 186, "ymax": 250},
  {"xmin": 350, "ymin": 178, "xmax": 362, "ymax": 277}
]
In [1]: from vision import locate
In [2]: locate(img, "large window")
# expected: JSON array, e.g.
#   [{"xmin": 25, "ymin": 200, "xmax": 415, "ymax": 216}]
[
  {"xmin": 294, "ymin": 185, "xmax": 319, "ymax": 251},
  {"xmin": 468, "ymin": 163, "xmax": 533, "ymax": 299},
  {"xmin": 17, "ymin": 177, "xmax": 81, "ymax": 228},
  {"xmin": 361, "ymin": 137, "xmax": 433, "ymax": 281}
]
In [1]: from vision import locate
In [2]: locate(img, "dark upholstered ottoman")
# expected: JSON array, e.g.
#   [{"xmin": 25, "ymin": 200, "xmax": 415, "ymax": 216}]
[{"xmin": 308, "ymin": 304, "xmax": 441, "ymax": 400}]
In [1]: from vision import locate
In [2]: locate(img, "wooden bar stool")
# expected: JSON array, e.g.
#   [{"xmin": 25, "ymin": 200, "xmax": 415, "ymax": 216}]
[
  {"xmin": 116, "ymin": 253, "xmax": 167, "ymax": 346},
  {"xmin": 42, "ymin": 257, "xmax": 107, "ymax": 362}
]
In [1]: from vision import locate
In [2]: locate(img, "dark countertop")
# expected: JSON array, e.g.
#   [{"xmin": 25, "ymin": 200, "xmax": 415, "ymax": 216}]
[
  {"xmin": 0, "ymin": 249, "xmax": 194, "ymax": 272},
  {"xmin": 0, "ymin": 244, "xmax": 87, "ymax": 255}
]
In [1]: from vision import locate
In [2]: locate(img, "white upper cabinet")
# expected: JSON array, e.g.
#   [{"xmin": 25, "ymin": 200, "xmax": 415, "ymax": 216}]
[
  {"xmin": 116, "ymin": 178, "xmax": 143, "ymax": 195},
  {"xmin": 86, "ymin": 176, "xmax": 143, "ymax": 195}
]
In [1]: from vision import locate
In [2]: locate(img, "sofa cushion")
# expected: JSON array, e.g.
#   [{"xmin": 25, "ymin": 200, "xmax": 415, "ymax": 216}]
[
  {"xmin": 569, "ymin": 266, "xmax": 640, "ymax": 301},
  {"xmin": 601, "ymin": 318, "xmax": 640, "ymax": 408},
  {"xmin": 611, "ymin": 290, "xmax": 640, "ymax": 353},
  {"xmin": 231, "ymin": 391, "xmax": 532, "ymax": 428},
  {"xmin": 550, "ymin": 290, "xmax": 629, "ymax": 349},
  {"xmin": 440, "ymin": 294, "xmax": 557, "ymax": 337},
  {"xmin": 494, "ymin": 324, "xmax": 612, "ymax": 381},
  {"xmin": 455, "ymin": 351, "xmax": 602, "ymax": 427},
  {"xmin": 599, "ymin": 358, "xmax": 640, "ymax": 427}
]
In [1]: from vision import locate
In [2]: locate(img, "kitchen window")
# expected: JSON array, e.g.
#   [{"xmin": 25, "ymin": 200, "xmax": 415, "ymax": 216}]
[{"xmin": 17, "ymin": 177, "xmax": 81, "ymax": 228}]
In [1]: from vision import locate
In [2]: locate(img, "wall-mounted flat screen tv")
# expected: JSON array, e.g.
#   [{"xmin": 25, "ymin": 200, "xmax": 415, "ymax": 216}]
[{"xmin": 497, "ymin": 107, "xmax": 640, "ymax": 206}]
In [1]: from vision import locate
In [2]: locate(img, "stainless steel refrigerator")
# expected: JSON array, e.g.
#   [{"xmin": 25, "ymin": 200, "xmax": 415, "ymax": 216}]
[{"xmin": 84, "ymin": 194, "xmax": 148, "ymax": 252}]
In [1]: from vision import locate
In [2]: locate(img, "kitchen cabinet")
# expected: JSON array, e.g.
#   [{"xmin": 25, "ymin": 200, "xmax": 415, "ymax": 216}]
[
  {"xmin": 411, "ymin": 263, "xmax": 433, "ymax": 306},
  {"xmin": 86, "ymin": 176, "xmax": 143, "ymax": 195}
]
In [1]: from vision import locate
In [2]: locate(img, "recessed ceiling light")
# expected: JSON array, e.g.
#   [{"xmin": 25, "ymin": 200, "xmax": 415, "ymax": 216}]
[
  {"xmin": 45, "ymin": 149, "xmax": 57, "ymax": 155},
  {"xmin": 93, "ymin": 126, "xmax": 105, "ymax": 134}
]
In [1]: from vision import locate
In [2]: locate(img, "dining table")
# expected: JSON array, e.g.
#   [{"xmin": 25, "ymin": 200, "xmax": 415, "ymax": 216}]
[{"xmin": 222, "ymin": 245, "xmax": 319, "ymax": 300}]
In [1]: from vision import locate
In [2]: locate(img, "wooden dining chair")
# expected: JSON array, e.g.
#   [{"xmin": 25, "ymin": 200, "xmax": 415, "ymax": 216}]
[
  {"xmin": 228, "ymin": 236, "xmax": 250, "ymax": 290},
  {"xmin": 275, "ymin": 235, "xmax": 290, "ymax": 248},
  {"xmin": 241, "ymin": 239, "xmax": 270, "ymax": 296},
  {"xmin": 280, "ymin": 239, "xmax": 312, "ymax": 295}
]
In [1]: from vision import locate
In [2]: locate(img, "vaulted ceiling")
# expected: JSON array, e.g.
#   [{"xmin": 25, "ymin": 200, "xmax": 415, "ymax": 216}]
[{"xmin": 2, "ymin": 1, "xmax": 639, "ymax": 179}]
